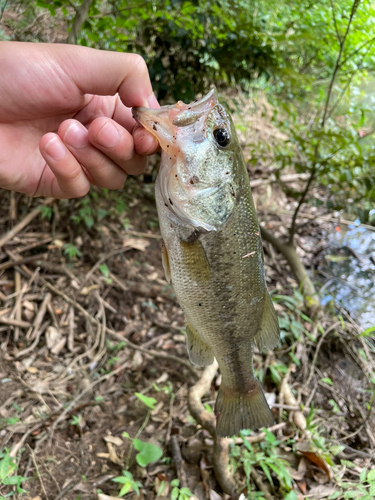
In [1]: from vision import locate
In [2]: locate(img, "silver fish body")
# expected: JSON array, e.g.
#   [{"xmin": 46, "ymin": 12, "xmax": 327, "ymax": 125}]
[{"xmin": 133, "ymin": 89, "xmax": 279, "ymax": 436}]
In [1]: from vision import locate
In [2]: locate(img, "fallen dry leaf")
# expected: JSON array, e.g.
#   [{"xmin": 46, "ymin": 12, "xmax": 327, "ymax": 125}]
[
  {"xmin": 104, "ymin": 435, "xmax": 123, "ymax": 446},
  {"xmin": 46, "ymin": 326, "xmax": 60, "ymax": 349},
  {"xmin": 307, "ymin": 484, "xmax": 338, "ymax": 498},
  {"xmin": 123, "ymin": 237, "xmax": 150, "ymax": 252},
  {"xmin": 26, "ymin": 366, "xmax": 38, "ymax": 374},
  {"xmin": 296, "ymin": 441, "xmax": 332, "ymax": 479}
]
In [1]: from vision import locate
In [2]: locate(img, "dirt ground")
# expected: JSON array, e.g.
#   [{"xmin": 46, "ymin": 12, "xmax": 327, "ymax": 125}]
[{"xmin": 0, "ymin": 171, "xmax": 374, "ymax": 500}]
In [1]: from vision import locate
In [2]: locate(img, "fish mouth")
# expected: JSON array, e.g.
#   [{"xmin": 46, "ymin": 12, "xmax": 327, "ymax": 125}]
[{"xmin": 132, "ymin": 88, "xmax": 218, "ymax": 153}]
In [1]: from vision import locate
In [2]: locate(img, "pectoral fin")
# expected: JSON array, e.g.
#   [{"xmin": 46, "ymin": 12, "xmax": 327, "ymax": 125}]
[
  {"xmin": 161, "ymin": 240, "xmax": 171, "ymax": 284},
  {"xmin": 186, "ymin": 323, "xmax": 214, "ymax": 367},
  {"xmin": 180, "ymin": 238, "xmax": 210, "ymax": 284},
  {"xmin": 254, "ymin": 293, "xmax": 280, "ymax": 351}
]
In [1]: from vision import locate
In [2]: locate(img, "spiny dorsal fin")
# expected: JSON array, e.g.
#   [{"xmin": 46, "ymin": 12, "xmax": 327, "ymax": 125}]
[
  {"xmin": 186, "ymin": 323, "xmax": 214, "ymax": 367},
  {"xmin": 254, "ymin": 292, "xmax": 280, "ymax": 351}
]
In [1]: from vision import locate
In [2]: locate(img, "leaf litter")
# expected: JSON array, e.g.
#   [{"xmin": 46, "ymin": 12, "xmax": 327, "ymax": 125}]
[{"xmin": 0, "ymin": 175, "xmax": 374, "ymax": 499}]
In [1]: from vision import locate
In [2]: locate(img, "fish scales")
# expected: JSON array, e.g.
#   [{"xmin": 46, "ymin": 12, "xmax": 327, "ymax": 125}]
[{"xmin": 133, "ymin": 89, "xmax": 279, "ymax": 437}]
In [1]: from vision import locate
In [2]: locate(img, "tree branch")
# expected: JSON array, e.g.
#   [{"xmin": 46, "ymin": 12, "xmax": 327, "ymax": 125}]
[
  {"xmin": 321, "ymin": 0, "xmax": 361, "ymax": 128},
  {"xmin": 329, "ymin": 41, "xmax": 374, "ymax": 119},
  {"xmin": 329, "ymin": 0, "xmax": 342, "ymax": 45},
  {"xmin": 288, "ymin": 165, "xmax": 317, "ymax": 244}
]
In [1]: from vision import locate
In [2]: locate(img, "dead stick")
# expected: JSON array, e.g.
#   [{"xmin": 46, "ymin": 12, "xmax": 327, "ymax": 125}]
[
  {"xmin": 0, "ymin": 198, "xmax": 54, "ymax": 248},
  {"xmin": 15, "ymin": 264, "xmax": 198, "ymax": 376},
  {"xmin": 0, "ymin": 317, "xmax": 31, "ymax": 328},
  {"xmin": 0, "ymin": 253, "xmax": 48, "ymax": 271},
  {"xmin": 26, "ymin": 292, "xmax": 52, "ymax": 341}
]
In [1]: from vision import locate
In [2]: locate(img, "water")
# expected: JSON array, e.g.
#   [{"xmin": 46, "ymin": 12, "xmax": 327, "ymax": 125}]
[{"xmin": 317, "ymin": 221, "xmax": 375, "ymax": 330}]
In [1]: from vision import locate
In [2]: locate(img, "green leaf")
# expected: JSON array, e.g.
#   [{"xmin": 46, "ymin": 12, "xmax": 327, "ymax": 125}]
[
  {"xmin": 99, "ymin": 264, "xmax": 110, "ymax": 278},
  {"xmin": 171, "ymin": 486, "xmax": 179, "ymax": 500},
  {"xmin": 344, "ymin": 491, "xmax": 362, "ymax": 499},
  {"xmin": 367, "ymin": 469, "xmax": 375, "ymax": 481},
  {"xmin": 170, "ymin": 479, "xmax": 180, "ymax": 487},
  {"xmin": 118, "ymin": 483, "xmax": 132, "ymax": 496},
  {"xmin": 360, "ymin": 468, "xmax": 367, "ymax": 483},
  {"xmin": 133, "ymin": 439, "xmax": 163, "ymax": 466},
  {"xmin": 284, "ymin": 492, "xmax": 298, "ymax": 500},
  {"xmin": 321, "ymin": 377, "xmax": 334, "ymax": 386},
  {"xmin": 180, "ymin": 487, "xmax": 193, "ymax": 496},
  {"xmin": 135, "ymin": 393, "xmax": 157, "ymax": 410}
]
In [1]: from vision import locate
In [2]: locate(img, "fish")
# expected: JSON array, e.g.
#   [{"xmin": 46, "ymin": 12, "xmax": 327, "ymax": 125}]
[{"xmin": 132, "ymin": 88, "xmax": 279, "ymax": 437}]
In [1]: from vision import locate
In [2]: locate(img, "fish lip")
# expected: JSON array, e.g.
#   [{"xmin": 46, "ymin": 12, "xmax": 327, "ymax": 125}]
[{"xmin": 132, "ymin": 87, "xmax": 218, "ymax": 131}]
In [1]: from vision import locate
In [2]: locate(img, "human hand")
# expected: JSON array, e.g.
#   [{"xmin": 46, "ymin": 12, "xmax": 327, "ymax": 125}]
[{"xmin": 0, "ymin": 42, "xmax": 159, "ymax": 198}]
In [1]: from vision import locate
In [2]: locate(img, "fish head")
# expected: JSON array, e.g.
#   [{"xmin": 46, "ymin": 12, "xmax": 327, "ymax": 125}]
[{"xmin": 133, "ymin": 88, "xmax": 240, "ymax": 232}]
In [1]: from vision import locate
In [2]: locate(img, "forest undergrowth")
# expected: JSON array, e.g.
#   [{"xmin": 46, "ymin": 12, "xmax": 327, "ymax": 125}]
[{"xmin": 0, "ymin": 154, "xmax": 374, "ymax": 500}]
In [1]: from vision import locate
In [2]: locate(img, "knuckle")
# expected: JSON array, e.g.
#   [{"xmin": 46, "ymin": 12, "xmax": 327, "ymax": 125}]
[{"xmin": 131, "ymin": 53, "xmax": 148, "ymax": 74}]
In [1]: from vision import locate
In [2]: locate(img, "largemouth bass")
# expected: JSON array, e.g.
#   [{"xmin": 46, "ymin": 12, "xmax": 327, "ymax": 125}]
[{"xmin": 133, "ymin": 89, "xmax": 279, "ymax": 437}]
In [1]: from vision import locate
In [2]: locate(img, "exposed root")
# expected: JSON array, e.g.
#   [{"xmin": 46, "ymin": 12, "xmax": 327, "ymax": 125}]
[{"xmin": 188, "ymin": 360, "xmax": 238, "ymax": 499}]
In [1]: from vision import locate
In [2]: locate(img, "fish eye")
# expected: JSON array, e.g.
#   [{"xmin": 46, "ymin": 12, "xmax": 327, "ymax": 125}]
[{"xmin": 213, "ymin": 128, "xmax": 230, "ymax": 148}]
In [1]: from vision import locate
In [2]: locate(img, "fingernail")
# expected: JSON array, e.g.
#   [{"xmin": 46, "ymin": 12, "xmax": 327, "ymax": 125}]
[
  {"xmin": 95, "ymin": 121, "xmax": 119, "ymax": 148},
  {"xmin": 64, "ymin": 122, "xmax": 89, "ymax": 148},
  {"xmin": 147, "ymin": 93, "xmax": 160, "ymax": 109},
  {"xmin": 44, "ymin": 137, "xmax": 66, "ymax": 161}
]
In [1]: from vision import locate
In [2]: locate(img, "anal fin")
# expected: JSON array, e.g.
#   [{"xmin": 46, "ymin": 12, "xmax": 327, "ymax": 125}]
[
  {"xmin": 186, "ymin": 323, "xmax": 214, "ymax": 367},
  {"xmin": 254, "ymin": 292, "xmax": 280, "ymax": 351}
]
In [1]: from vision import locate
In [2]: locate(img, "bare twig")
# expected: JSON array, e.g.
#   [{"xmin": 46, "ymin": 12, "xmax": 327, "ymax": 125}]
[
  {"xmin": 27, "ymin": 444, "xmax": 49, "ymax": 500},
  {"xmin": 304, "ymin": 321, "xmax": 341, "ymax": 387},
  {"xmin": 0, "ymin": 317, "xmax": 31, "ymax": 328},
  {"xmin": 26, "ymin": 292, "xmax": 52, "ymax": 341},
  {"xmin": 321, "ymin": 0, "xmax": 361, "ymax": 128},
  {"xmin": 0, "ymin": 198, "xmax": 54, "ymax": 248}
]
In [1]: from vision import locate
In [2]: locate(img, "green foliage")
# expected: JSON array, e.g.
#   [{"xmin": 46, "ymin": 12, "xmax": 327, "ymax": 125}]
[
  {"xmin": 0, "ymin": 449, "xmax": 29, "ymax": 497},
  {"xmin": 112, "ymin": 470, "xmax": 142, "ymax": 497},
  {"xmin": 135, "ymin": 392, "xmax": 157, "ymax": 410},
  {"xmin": 39, "ymin": 205, "xmax": 53, "ymax": 221},
  {"xmin": 330, "ymin": 464, "xmax": 375, "ymax": 499},
  {"xmin": 133, "ymin": 439, "xmax": 163, "ymax": 467},
  {"xmin": 70, "ymin": 414, "xmax": 82, "ymax": 426},
  {"xmin": 170, "ymin": 479, "xmax": 194, "ymax": 500},
  {"xmin": 230, "ymin": 430, "xmax": 294, "ymax": 496},
  {"xmin": 63, "ymin": 243, "xmax": 82, "ymax": 260}
]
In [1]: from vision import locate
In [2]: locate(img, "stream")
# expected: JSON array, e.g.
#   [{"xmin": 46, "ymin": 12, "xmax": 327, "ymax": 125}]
[{"xmin": 318, "ymin": 220, "xmax": 375, "ymax": 330}]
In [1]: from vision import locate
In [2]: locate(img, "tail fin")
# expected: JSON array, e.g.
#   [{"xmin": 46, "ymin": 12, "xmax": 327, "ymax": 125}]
[{"xmin": 215, "ymin": 379, "xmax": 274, "ymax": 437}]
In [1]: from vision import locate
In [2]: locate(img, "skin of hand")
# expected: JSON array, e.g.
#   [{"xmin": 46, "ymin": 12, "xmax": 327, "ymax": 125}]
[{"xmin": 0, "ymin": 41, "xmax": 160, "ymax": 198}]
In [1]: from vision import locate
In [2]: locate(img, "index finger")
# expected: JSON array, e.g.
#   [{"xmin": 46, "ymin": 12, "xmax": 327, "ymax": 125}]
[{"xmin": 51, "ymin": 44, "xmax": 155, "ymax": 107}]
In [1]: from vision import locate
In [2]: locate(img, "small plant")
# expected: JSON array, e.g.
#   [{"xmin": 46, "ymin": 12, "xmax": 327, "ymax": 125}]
[
  {"xmin": 0, "ymin": 449, "xmax": 28, "ymax": 497},
  {"xmin": 170, "ymin": 479, "xmax": 194, "ymax": 500},
  {"xmin": 112, "ymin": 470, "xmax": 142, "ymax": 497},
  {"xmin": 330, "ymin": 466, "xmax": 375, "ymax": 499},
  {"xmin": 39, "ymin": 205, "xmax": 53, "ymax": 221},
  {"xmin": 70, "ymin": 414, "xmax": 82, "ymax": 426},
  {"xmin": 122, "ymin": 392, "xmax": 163, "ymax": 468},
  {"xmin": 230, "ymin": 429, "xmax": 294, "ymax": 497},
  {"xmin": 63, "ymin": 243, "xmax": 82, "ymax": 260}
]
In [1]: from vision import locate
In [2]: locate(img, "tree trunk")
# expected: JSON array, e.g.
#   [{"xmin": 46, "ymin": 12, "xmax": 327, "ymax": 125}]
[{"xmin": 67, "ymin": 0, "xmax": 93, "ymax": 44}]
